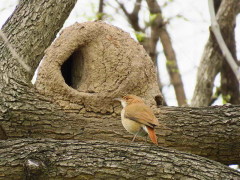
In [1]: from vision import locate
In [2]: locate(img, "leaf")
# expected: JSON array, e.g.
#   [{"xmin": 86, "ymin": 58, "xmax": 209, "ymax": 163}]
[
  {"xmin": 149, "ymin": 13, "xmax": 159, "ymax": 24},
  {"xmin": 222, "ymin": 94, "xmax": 231, "ymax": 104},
  {"xmin": 135, "ymin": 32, "xmax": 146, "ymax": 42}
]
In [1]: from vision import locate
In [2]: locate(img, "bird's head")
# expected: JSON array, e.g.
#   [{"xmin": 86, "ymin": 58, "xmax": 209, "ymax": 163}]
[{"xmin": 114, "ymin": 94, "xmax": 144, "ymax": 107}]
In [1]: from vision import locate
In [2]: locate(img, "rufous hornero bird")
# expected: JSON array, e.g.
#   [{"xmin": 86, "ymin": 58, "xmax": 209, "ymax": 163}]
[{"xmin": 114, "ymin": 95, "xmax": 159, "ymax": 145}]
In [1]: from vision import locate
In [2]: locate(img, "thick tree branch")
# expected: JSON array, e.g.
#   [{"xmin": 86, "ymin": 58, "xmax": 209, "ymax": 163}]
[
  {"xmin": 0, "ymin": 139, "xmax": 239, "ymax": 179},
  {"xmin": 1, "ymin": 85, "xmax": 240, "ymax": 165},
  {"xmin": 0, "ymin": 0, "xmax": 77, "ymax": 82}
]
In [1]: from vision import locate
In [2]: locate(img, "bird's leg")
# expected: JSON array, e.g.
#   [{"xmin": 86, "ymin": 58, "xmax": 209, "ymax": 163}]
[
  {"xmin": 131, "ymin": 129, "xmax": 141, "ymax": 143},
  {"xmin": 145, "ymin": 136, "xmax": 148, "ymax": 143},
  {"xmin": 131, "ymin": 134, "xmax": 137, "ymax": 142}
]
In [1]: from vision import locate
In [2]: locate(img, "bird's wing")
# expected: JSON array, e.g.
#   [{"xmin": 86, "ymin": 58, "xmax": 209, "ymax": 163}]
[{"xmin": 124, "ymin": 103, "xmax": 159, "ymax": 128}]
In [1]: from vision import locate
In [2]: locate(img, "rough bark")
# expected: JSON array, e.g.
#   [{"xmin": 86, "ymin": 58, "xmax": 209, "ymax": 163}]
[
  {"xmin": 0, "ymin": 0, "xmax": 77, "ymax": 82},
  {"xmin": 191, "ymin": 0, "xmax": 239, "ymax": 106},
  {"xmin": 1, "ymin": 86, "xmax": 240, "ymax": 165},
  {"xmin": 0, "ymin": 0, "xmax": 77, "ymax": 140},
  {"xmin": 1, "ymin": 139, "xmax": 240, "ymax": 180}
]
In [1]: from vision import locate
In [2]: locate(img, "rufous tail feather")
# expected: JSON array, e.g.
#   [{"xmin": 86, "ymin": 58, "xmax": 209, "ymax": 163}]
[{"xmin": 146, "ymin": 126, "xmax": 158, "ymax": 145}]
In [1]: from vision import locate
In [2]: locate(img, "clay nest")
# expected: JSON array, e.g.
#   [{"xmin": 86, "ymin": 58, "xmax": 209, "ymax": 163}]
[{"xmin": 35, "ymin": 21, "xmax": 162, "ymax": 114}]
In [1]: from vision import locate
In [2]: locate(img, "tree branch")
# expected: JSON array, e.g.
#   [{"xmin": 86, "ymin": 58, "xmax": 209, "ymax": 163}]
[
  {"xmin": 97, "ymin": 0, "xmax": 104, "ymax": 20},
  {"xmin": 208, "ymin": 0, "xmax": 240, "ymax": 81},
  {"xmin": 191, "ymin": 0, "xmax": 239, "ymax": 106},
  {"xmin": 117, "ymin": 0, "xmax": 143, "ymax": 32},
  {"xmin": 0, "ymin": 0, "xmax": 77, "ymax": 82},
  {"xmin": 1, "ymin": 84, "xmax": 240, "ymax": 165},
  {"xmin": 0, "ymin": 139, "xmax": 239, "ymax": 179},
  {"xmin": 146, "ymin": 0, "xmax": 187, "ymax": 106},
  {"xmin": 210, "ymin": 0, "xmax": 240, "ymax": 103}
]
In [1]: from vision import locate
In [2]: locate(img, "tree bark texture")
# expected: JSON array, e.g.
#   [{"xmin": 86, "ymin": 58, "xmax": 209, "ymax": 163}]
[
  {"xmin": 1, "ymin": 92, "xmax": 240, "ymax": 165},
  {"xmin": 0, "ymin": 0, "xmax": 77, "ymax": 82},
  {"xmin": 0, "ymin": 0, "xmax": 77, "ymax": 139},
  {"xmin": 1, "ymin": 139, "xmax": 240, "ymax": 180},
  {"xmin": 191, "ymin": 0, "xmax": 239, "ymax": 106}
]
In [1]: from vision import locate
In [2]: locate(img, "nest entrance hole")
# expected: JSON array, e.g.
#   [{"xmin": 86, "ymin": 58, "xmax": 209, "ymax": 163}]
[{"xmin": 61, "ymin": 49, "xmax": 84, "ymax": 89}]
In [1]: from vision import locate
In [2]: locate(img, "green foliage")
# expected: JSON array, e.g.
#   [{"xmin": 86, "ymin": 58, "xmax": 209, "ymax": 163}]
[
  {"xmin": 166, "ymin": 60, "xmax": 179, "ymax": 73},
  {"xmin": 222, "ymin": 94, "xmax": 231, "ymax": 104},
  {"xmin": 175, "ymin": 14, "xmax": 189, "ymax": 22},
  {"xmin": 149, "ymin": 13, "xmax": 159, "ymax": 24},
  {"xmin": 166, "ymin": 60, "xmax": 175, "ymax": 66},
  {"xmin": 96, "ymin": 12, "xmax": 105, "ymax": 20},
  {"xmin": 212, "ymin": 87, "xmax": 221, "ymax": 98},
  {"xmin": 135, "ymin": 32, "xmax": 146, "ymax": 42},
  {"xmin": 163, "ymin": 0, "xmax": 174, "ymax": 8}
]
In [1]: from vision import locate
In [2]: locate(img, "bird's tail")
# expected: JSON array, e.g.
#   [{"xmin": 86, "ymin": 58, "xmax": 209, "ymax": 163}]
[{"xmin": 146, "ymin": 126, "xmax": 158, "ymax": 145}]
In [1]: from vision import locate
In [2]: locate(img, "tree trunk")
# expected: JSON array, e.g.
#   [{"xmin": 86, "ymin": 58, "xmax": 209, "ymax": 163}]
[
  {"xmin": 0, "ymin": 0, "xmax": 240, "ymax": 179},
  {"xmin": 1, "ymin": 0, "xmax": 77, "ymax": 82},
  {"xmin": 191, "ymin": 0, "xmax": 239, "ymax": 106}
]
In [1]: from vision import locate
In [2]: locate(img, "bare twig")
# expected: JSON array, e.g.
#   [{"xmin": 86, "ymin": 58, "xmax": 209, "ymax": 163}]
[
  {"xmin": 208, "ymin": 0, "xmax": 240, "ymax": 81},
  {"xmin": 117, "ymin": 0, "xmax": 143, "ymax": 32},
  {"xmin": 0, "ymin": 30, "xmax": 31, "ymax": 72}
]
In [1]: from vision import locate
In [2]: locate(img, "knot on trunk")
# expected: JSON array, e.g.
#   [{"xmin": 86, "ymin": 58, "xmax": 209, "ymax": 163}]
[{"xmin": 36, "ymin": 21, "xmax": 161, "ymax": 114}]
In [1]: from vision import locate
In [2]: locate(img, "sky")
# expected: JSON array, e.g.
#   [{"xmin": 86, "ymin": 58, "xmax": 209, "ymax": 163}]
[{"xmin": 0, "ymin": 0, "xmax": 239, "ymax": 106}]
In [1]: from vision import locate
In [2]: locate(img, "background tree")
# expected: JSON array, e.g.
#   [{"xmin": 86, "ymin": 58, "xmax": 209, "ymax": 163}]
[
  {"xmin": 0, "ymin": 0, "xmax": 240, "ymax": 179},
  {"xmin": 117, "ymin": 0, "xmax": 187, "ymax": 106},
  {"xmin": 191, "ymin": 0, "xmax": 240, "ymax": 106}
]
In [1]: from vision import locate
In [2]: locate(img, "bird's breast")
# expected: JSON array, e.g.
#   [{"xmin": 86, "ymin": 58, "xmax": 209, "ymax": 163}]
[{"xmin": 121, "ymin": 109, "xmax": 147, "ymax": 137}]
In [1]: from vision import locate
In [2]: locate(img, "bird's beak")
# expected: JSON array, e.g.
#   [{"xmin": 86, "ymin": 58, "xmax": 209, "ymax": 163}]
[{"xmin": 114, "ymin": 98, "xmax": 122, "ymax": 102}]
